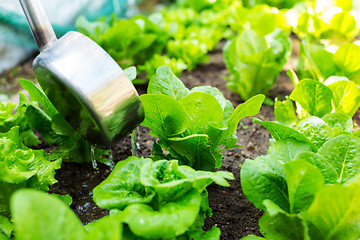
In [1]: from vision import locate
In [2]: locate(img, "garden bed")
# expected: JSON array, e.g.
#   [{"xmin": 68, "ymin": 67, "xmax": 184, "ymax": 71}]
[{"xmin": 2, "ymin": 38, "xmax": 360, "ymax": 240}]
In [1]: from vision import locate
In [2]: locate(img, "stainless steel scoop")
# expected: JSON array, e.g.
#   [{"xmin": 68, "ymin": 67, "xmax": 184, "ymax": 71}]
[{"xmin": 19, "ymin": 0, "xmax": 144, "ymax": 148}]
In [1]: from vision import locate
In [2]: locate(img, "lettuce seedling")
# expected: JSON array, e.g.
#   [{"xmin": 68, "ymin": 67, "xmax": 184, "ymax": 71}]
[
  {"xmin": 140, "ymin": 66, "xmax": 264, "ymax": 171},
  {"xmin": 223, "ymin": 28, "xmax": 291, "ymax": 101},
  {"xmin": 93, "ymin": 156, "xmax": 232, "ymax": 239}
]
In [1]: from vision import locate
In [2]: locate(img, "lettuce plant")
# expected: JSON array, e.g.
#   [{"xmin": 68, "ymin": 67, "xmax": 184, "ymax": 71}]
[
  {"xmin": 293, "ymin": 0, "xmax": 360, "ymax": 42},
  {"xmin": 0, "ymin": 93, "xmax": 41, "ymax": 147},
  {"xmin": 241, "ymin": 115, "xmax": 360, "ymax": 239},
  {"xmin": 275, "ymin": 71, "xmax": 360, "ymax": 126},
  {"xmin": 224, "ymin": 28, "xmax": 291, "ymax": 101},
  {"xmin": 11, "ymin": 189, "xmax": 124, "ymax": 240},
  {"xmin": 0, "ymin": 127, "xmax": 62, "ymax": 238},
  {"xmin": 77, "ymin": 15, "xmax": 168, "ymax": 68},
  {"xmin": 10, "ymin": 187, "xmax": 221, "ymax": 240},
  {"xmin": 230, "ymin": 4, "xmax": 291, "ymax": 35},
  {"xmin": 139, "ymin": 66, "xmax": 264, "ymax": 171},
  {"xmin": 93, "ymin": 156, "xmax": 233, "ymax": 239},
  {"xmin": 0, "ymin": 79, "xmax": 108, "ymax": 164},
  {"xmin": 243, "ymin": 0, "xmax": 302, "ymax": 9},
  {"xmin": 297, "ymin": 39, "xmax": 360, "ymax": 83},
  {"xmin": 77, "ymin": 1, "xmax": 237, "ymax": 81},
  {"xmin": 138, "ymin": 54, "xmax": 187, "ymax": 80}
]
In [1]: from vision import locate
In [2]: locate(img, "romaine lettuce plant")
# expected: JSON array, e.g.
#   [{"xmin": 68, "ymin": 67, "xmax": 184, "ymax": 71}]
[
  {"xmin": 139, "ymin": 66, "xmax": 264, "ymax": 171},
  {"xmin": 223, "ymin": 28, "xmax": 291, "ymax": 101},
  {"xmin": 297, "ymin": 39, "xmax": 360, "ymax": 83},
  {"xmin": 293, "ymin": 0, "xmax": 360, "ymax": 42},
  {"xmin": 93, "ymin": 156, "xmax": 234, "ymax": 239},
  {"xmin": 230, "ymin": 4, "xmax": 291, "ymax": 35},
  {"xmin": 275, "ymin": 71, "xmax": 360, "ymax": 126},
  {"xmin": 241, "ymin": 114, "xmax": 360, "ymax": 239}
]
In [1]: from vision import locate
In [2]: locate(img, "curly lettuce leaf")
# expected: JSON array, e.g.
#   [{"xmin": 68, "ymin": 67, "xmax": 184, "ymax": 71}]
[
  {"xmin": 94, "ymin": 157, "xmax": 233, "ymax": 210},
  {"xmin": 140, "ymin": 160, "xmax": 233, "ymax": 202},
  {"xmin": 167, "ymin": 39, "xmax": 209, "ymax": 70}
]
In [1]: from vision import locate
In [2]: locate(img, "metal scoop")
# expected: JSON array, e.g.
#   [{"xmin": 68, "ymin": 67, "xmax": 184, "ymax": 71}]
[{"xmin": 19, "ymin": 0, "xmax": 144, "ymax": 148}]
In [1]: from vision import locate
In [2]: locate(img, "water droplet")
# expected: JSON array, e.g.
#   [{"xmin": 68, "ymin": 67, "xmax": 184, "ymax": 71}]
[
  {"xmin": 91, "ymin": 145, "xmax": 97, "ymax": 169},
  {"xmin": 109, "ymin": 149, "xmax": 115, "ymax": 170},
  {"xmin": 131, "ymin": 127, "xmax": 139, "ymax": 157}
]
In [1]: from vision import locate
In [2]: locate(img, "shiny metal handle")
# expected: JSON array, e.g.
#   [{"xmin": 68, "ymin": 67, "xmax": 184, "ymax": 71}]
[{"xmin": 19, "ymin": 0, "xmax": 57, "ymax": 51}]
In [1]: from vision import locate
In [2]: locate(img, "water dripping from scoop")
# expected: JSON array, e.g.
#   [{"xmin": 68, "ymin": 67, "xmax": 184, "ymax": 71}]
[
  {"xmin": 91, "ymin": 145, "xmax": 97, "ymax": 169},
  {"xmin": 109, "ymin": 148, "xmax": 115, "ymax": 170},
  {"xmin": 131, "ymin": 127, "xmax": 140, "ymax": 157}
]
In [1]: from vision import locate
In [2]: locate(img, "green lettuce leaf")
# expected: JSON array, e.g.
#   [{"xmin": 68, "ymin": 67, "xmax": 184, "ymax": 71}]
[
  {"xmin": 259, "ymin": 200, "xmax": 310, "ymax": 240},
  {"xmin": 274, "ymin": 97, "xmax": 298, "ymax": 126},
  {"xmin": 0, "ymin": 126, "xmax": 61, "ymax": 216},
  {"xmin": 11, "ymin": 189, "xmax": 86, "ymax": 240},
  {"xmin": 304, "ymin": 181, "xmax": 360, "ymax": 239},
  {"xmin": 295, "ymin": 117, "xmax": 333, "ymax": 148},
  {"xmin": 147, "ymin": 65, "xmax": 190, "ymax": 100},
  {"xmin": 93, "ymin": 157, "xmax": 155, "ymax": 210},
  {"xmin": 326, "ymin": 78, "xmax": 360, "ymax": 117},
  {"xmin": 289, "ymin": 79, "xmax": 333, "ymax": 118},
  {"xmin": 284, "ymin": 160, "xmax": 324, "ymax": 214},
  {"xmin": 317, "ymin": 135, "xmax": 360, "ymax": 184},
  {"xmin": 123, "ymin": 189, "xmax": 201, "ymax": 239}
]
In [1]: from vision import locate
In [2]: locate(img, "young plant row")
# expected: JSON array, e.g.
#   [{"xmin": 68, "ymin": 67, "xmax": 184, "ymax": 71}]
[
  {"xmin": 240, "ymin": 72, "xmax": 360, "ymax": 239},
  {"xmin": 76, "ymin": 0, "xmax": 238, "ymax": 82},
  {"xmin": 0, "ymin": 66, "xmax": 264, "ymax": 239},
  {"xmin": 223, "ymin": 0, "xmax": 360, "ymax": 101},
  {"xmin": 75, "ymin": 0, "xmax": 360, "ymax": 103}
]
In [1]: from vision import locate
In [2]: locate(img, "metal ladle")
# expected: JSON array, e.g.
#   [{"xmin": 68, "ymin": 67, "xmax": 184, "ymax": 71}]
[{"xmin": 19, "ymin": 0, "xmax": 144, "ymax": 148}]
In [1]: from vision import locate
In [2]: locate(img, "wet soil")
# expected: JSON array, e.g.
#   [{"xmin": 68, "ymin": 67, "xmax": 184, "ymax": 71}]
[{"xmin": 4, "ymin": 37, "xmax": 359, "ymax": 240}]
